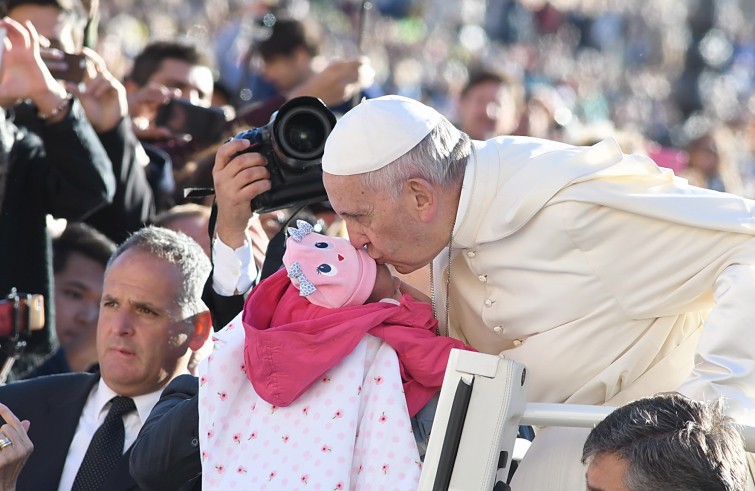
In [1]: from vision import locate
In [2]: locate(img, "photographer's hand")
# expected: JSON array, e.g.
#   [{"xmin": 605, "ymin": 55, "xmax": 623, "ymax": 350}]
[
  {"xmin": 213, "ymin": 139, "xmax": 271, "ymax": 248},
  {"xmin": 68, "ymin": 48, "xmax": 127, "ymax": 133},
  {"xmin": 126, "ymin": 81, "xmax": 176, "ymax": 141},
  {"xmin": 0, "ymin": 18, "xmax": 68, "ymax": 120}
]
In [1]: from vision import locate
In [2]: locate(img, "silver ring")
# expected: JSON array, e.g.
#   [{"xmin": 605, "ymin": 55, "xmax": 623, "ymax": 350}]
[{"xmin": 0, "ymin": 436, "xmax": 12, "ymax": 450}]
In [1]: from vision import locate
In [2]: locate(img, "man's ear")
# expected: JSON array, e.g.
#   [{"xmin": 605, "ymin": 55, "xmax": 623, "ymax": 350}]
[
  {"xmin": 406, "ymin": 178, "xmax": 438, "ymax": 223},
  {"xmin": 188, "ymin": 311, "xmax": 213, "ymax": 351}
]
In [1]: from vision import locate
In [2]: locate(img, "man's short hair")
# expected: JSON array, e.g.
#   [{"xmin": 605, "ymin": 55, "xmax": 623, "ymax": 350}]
[
  {"xmin": 256, "ymin": 17, "xmax": 320, "ymax": 62},
  {"xmin": 360, "ymin": 119, "xmax": 471, "ymax": 199},
  {"xmin": 107, "ymin": 226, "xmax": 210, "ymax": 320},
  {"xmin": 128, "ymin": 40, "xmax": 212, "ymax": 87},
  {"xmin": 582, "ymin": 394, "xmax": 748, "ymax": 491},
  {"xmin": 52, "ymin": 222, "xmax": 116, "ymax": 274}
]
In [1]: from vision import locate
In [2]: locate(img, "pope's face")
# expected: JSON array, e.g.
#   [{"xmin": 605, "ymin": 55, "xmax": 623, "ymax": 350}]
[{"xmin": 324, "ymin": 172, "xmax": 442, "ymax": 274}]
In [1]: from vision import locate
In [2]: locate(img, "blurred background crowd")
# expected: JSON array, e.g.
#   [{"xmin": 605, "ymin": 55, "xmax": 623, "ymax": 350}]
[
  {"xmin": 2, "ymin": 0, "xmax": 755, "ymax": 382},
  {"xmin": 97, "ymin": 0, "xmax": 755, "ymax": 195}
]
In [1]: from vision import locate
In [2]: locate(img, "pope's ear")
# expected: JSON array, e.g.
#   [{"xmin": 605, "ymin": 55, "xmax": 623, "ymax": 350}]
[
  {"xmin": 188, "ymin": 311, "xmax": 212, "ymax": 351},
  {"xmin": 406, "ymin": 178, "xmax": 438, "ymax": 222}
]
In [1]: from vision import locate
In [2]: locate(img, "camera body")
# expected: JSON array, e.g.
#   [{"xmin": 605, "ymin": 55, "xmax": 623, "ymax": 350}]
[
  {"xmin": 232, "ymin": 96, "xmax": 337, "ymax": 214},
  {"xmin": 155, "ymin": 98, "xmax": 228, "ymax": 147}
]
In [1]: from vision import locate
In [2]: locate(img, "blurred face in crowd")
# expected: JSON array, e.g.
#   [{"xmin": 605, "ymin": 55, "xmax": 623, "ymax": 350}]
[
  {"xmin": 585, "ymin": 453, "xmax": 630, "ymax": 491},
  {"xmin": 54, "ymin": 252, "xmax": 104, "ymax": 348},
  {"xmin": 7, "ymin": 3, "xmax": 81, "ymax": 52},
  {"xmin": 97, "ymin": 248, "xmax": 205, "ymax": 397},
  {"xmin": 160, "ymin": 215, "xmax": 211, "ymax": 257},
  {"xmin": 457, "ymin": 80, "xmax": 518, "ymax": 140},
  {"xmin": 687, "ymin": 134, "xmax": 720, "ymax": 178},
  {"xmin": 149, "ymin": 58, "xmax": 214, "ymax": 107},
  {"xmin": 261, "ymin": 48, "xmax": 312, "ymax": 92},
  {"xmin": 324, "ymin": 173, "xmax": 446, "ymax": 275}
]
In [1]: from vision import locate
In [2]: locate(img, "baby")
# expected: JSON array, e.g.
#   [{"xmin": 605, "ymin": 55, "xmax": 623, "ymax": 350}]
[
  {"xmin": 282, "ymin": 220, "xmax": 405, "ymax": 307},
  {"xmin": 199, "ymin": 221, "xmax": 470, "ymax": 490}
]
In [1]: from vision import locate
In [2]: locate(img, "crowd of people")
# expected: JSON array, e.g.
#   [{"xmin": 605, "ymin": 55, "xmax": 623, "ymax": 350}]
[{"xmin": 0, "ymin": 0, "xmax": 753, "ymax": 489}]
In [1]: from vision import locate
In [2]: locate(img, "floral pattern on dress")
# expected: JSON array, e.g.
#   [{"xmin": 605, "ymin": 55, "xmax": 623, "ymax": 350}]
[{"xmin": 198, "ymin": 312, "xmax": 421, "ymax": 490}]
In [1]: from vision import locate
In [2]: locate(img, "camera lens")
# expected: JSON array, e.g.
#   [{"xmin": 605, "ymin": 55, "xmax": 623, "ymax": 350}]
[
  {"xmin": 285, "ymin": 114, "xmax": 325, "ymax": 154},
  {"xmin": 275, "ymin": 107, "xmax": 332, "ymax": 161}
]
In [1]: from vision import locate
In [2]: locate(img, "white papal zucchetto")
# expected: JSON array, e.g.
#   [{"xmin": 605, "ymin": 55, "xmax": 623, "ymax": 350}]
[{"xmin": 322, "ymin": 95, "xmax": 452, "ymax": 175}]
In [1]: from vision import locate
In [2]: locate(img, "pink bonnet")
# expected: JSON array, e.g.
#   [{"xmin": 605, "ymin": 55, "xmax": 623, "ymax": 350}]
[{"xmin": 282, "ymin": 221, "xmax": 377, "ymax": 308}]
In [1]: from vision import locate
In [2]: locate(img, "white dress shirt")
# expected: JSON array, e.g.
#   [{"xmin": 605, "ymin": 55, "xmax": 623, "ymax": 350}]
[
  {"xmin": 211, "ymin": 232, "xmax": 256, "ymax": 296},
  {"xmin": 57, "ymin": 379, "xmax": 162, "ymax": 491}
]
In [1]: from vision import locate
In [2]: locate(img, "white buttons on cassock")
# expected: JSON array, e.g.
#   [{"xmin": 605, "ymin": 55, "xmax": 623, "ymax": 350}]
[
  {"xmin": 466, "ymin": 250, "xmax": 476, "ymax": 258},
  {"xmin": 512, "ymin": 339, "xmax": 522, "ymax": 347},
  {"xmin": 493, "ymin": 325, "xmax": 503, "ymax": 334},
  {"xmin": 484, "ymin": 299, "xmax": 494, "ymax": 308},
  {"xmin": 478, "ymin": 274, "xmax": 487, "ymax": 283}
]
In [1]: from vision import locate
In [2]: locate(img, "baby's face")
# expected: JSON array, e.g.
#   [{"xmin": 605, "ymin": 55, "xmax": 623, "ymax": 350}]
[{"xmin": 368, "ymin": 264, "xmax": 402, "ymax": 303}]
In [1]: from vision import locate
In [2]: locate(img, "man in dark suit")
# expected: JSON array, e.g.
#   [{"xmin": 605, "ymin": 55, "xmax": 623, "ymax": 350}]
[{"xmin": 0, "ymin": 226, "xmax": 212, "ymax": 491}]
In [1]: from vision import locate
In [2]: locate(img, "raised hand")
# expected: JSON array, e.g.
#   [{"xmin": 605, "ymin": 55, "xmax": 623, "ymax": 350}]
[{"xmin": 68, "ymin": 48, "xmax": 128, "ymax": 133}]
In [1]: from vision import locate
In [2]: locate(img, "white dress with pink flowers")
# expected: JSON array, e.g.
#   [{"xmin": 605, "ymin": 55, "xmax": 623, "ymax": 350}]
[{"xmin": 198, "ymin": 312, "xmax": 422, "ymax": 490}]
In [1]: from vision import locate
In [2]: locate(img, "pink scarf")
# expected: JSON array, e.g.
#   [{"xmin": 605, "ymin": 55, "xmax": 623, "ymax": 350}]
[{"xmin": 243, "ymin": 269, "xmax": 473, "ymax": 416}]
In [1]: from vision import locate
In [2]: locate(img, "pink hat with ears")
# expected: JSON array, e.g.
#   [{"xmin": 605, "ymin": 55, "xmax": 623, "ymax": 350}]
[{"xmin": 282, "ymin": 220, "xmax": 377, "ymax": 308}]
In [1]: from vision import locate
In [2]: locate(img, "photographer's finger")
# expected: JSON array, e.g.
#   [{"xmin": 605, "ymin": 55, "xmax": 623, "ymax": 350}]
[
  {"xmin": 234, "ymin": 165, "xmax": 270, "ymax": 187},
  {"xmin": 226, "ymin": 151, "xmax": 267, "ymax": 177},
  {"xmin": 239, "ymin": 178, "xmax": 272, "ymax": 203},
  {"xmin": 214, "ymin": 138, "xmax": 252, "ymax": 172}
]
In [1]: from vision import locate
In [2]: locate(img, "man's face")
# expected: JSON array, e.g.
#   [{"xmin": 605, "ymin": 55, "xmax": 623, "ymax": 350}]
[
  {"xmin": 586, "ymin": 453, "xmax": 630, "ymax": 491},
  {"xmin": 324, "ymin": 173, "xmax": 440, "ymax": 274},
  {"xmin": 458, "ymin": 80, "xmax": 517, "ymax": 140},
  {"xmin": 261, "ymin": 50, "xmax": 310, "ymax": 92},
  {"xmin": 149, "ymin": 58, "xmax": 214, "ymax": 107},
  {"xmin": 8, "ymin": 4, "xmax": 79, "ymax": 52},
  {"xmin": 54, "ymin": 252, "xmax": 105, "ymax": 348},
  {"xmin": 96, "ymin": 249, "xmax": 195, "ymax": 397}
]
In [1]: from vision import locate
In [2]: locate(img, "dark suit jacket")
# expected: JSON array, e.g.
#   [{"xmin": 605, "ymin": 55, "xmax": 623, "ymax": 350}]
[
  {"xmin": 130, "ymin": 374, "xmax": 200, "ymax": 491},
  {"xmin": 0, "ymin": 372, "xmax": 139, "ymax": 491},
  {"xmin": 0, "ymin": 100, "xmax": 114, "ymax": 380}
]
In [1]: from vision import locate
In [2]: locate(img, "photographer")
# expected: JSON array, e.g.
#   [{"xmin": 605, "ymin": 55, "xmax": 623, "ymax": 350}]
[
  {"xmin": 0, "ymin": 16, "xmax": 114, "ymax": 380},
  {"xmin": 4, "ymin": 0, "xmax": 156, "ymax": 244},
  {"xmin": 125, "ymin": 39, "xmax": 373, "ymax": 210}
]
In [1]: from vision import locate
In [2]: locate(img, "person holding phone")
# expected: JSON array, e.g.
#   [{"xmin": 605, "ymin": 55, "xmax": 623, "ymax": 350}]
[
  {"xmin": 0, "ymin": 15, "xmax": 115, "ymax": 380},
  {"xmin": 3, "ymin": 0, "xmax": 157, "ymax": 245}
]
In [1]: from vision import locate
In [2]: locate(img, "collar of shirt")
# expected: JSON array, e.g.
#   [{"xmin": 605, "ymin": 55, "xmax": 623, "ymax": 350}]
[{"xmin": 93, "ymin": 377, "xmax": 162, "ymax": 427}]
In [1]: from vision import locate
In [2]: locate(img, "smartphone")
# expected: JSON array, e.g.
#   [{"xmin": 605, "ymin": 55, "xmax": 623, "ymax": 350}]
[
  {"xmin": 155, "ymin": 98, "xmax": 228, "ymax": 146},
  {"xmin": 45, "ymin": 52, "xmax": 87, "ymax": 84}
]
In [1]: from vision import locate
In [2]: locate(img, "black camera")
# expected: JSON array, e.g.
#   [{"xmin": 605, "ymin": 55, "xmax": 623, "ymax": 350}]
[{"xmin": 232, "ymin": 96, "xmax": 337, "ymax": 214}]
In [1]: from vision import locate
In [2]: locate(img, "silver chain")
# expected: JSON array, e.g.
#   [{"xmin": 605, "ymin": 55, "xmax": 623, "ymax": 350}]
[{"xmin": 430, "ymin": 218, "xmax": 455, "ymax": 337}]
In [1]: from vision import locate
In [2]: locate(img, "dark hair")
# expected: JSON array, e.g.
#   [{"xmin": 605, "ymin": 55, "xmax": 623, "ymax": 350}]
[
  {"xmin": 128, "ymin": 40, "xmax": 211, "ymax": 87},
  {"xmin": 460, "ymin": 70, "xmax": 506, "ymax": 99},
  {"xmin": 52, "ymin": 222, "xmax": 116, "ymax": 274},
  {"xmin": 582, "ymin": 394, "xmax": 748, "ymax": 491},
  {"xmin": 256, "ymin": 17, "xmax": 320, "ymax": 62}
]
